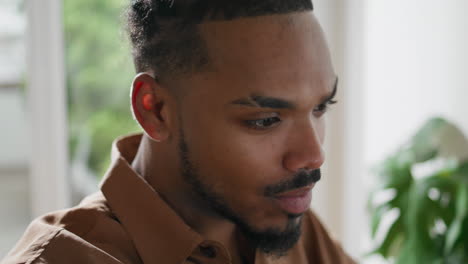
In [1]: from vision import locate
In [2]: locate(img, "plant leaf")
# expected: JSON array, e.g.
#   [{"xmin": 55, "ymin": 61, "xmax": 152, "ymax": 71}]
[
  {"xmin": 373, "ymin": 215, "xmax": 404, "ymax": 258},
  {"xmin": 444, "ymin": 182, "xmax": 468, "ymax": 255},
  {"xmin": 370, "ymin": 204, "xmax": 389, "ymax": 238}
]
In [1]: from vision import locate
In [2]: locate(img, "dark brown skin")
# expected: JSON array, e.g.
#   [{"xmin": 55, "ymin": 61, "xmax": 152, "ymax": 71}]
[{"xmin": 131, "ymin": 12, "xmax": 336, "ymax": 264}]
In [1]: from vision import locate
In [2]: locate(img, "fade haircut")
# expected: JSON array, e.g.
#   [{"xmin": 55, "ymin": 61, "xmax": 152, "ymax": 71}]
[{"xmin": 126, "ymin": 0, "xmax": 314, "ymax": 77}]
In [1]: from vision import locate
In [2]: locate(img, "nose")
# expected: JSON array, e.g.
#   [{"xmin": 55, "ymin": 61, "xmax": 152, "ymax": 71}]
[{"xmin": 282, "ymin": 121, "xmax": 325, "ymax": 172}]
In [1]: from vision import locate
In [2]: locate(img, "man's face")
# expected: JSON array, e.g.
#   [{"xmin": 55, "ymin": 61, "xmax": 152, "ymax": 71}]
[{"xmin": 170, "ymin": 12, "xmax": 336, "ymax": 255}]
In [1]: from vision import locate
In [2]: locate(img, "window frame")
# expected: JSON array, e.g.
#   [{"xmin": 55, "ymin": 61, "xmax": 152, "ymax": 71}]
[{"xmin": 27, "ymin": 0, "xmax": 71, "ymax": 217}]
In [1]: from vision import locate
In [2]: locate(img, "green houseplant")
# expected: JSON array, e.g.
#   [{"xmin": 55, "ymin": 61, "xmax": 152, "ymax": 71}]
[{"xmin": 368, "ymin": 117, "xmax": 468, "ymax": 263}]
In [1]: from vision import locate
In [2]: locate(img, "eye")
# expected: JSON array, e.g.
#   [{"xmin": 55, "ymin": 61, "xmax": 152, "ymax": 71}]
[
  {"xmin": 245, "ymin": 116, "xmax": 281, "ymax": 130},
  {"xmin": 313, "ymin": 99, "xmax": 338, "ymax": 116}
]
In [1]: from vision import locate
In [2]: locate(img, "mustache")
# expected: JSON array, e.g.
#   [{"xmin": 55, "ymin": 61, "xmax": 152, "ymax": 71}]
[{"xmin": 264, "ymin": 169, "xmax": 321, "ymax": 197}]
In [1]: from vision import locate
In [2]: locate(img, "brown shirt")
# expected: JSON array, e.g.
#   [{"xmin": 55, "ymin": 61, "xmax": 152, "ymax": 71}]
[{"xmin": 2, "ymin": 134, "xmax": 356, "ymax": 264}]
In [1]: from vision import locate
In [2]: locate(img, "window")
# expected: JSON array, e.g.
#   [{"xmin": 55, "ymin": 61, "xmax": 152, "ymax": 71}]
[
  {"xmin": 64, "ymin": 0, "xmax": 140, "ymax": 202},
  {"xmin": 0, "ymin": 0, "xmax": 30, "ymax": 257}
]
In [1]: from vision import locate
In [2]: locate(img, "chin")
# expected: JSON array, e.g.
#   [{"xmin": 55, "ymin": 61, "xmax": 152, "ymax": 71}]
[{"xmin": 238, "ymin": 213, "xmax": 304, "ymax": 257}]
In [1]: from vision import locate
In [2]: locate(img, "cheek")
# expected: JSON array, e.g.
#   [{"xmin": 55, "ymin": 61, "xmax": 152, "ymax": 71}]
[
  {"xmin": 181, "ymin": 107, "xmax": 287, "ymax": 192},
  {"xmin": 190, "ymin": 125, "xmax": 282, "ymax": 193},
  {"xmin": 204, "ymin": 140, "xmax": 272, "ymax": 189}
]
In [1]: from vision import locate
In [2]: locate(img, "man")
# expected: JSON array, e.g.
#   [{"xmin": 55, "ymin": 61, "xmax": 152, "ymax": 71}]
[{"xmin": 2, "ymin": 1, "xmax": 355, "ymax": 263}]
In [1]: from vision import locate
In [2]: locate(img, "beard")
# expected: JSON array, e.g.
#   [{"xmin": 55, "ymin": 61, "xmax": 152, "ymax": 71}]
[{"xmin": 178, "ymin": 130, "xmax": 321, "ymax": 257}]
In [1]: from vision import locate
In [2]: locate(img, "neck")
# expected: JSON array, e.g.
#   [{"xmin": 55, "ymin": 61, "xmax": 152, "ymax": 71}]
[{"xmin": 131, "ymin": 135, "xmax": 251, "ymax": 263}]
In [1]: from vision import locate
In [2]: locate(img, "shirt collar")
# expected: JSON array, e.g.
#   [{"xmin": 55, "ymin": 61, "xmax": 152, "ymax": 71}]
[{"xmin": 100, "ymin": 134, "xmax": 204, "ymax": 264}]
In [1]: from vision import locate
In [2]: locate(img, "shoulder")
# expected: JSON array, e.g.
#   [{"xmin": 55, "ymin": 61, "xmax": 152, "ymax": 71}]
[
  {"xmin": 1, "ymin": 193, "xmax": 140, "ymax": 264},
  {"xmin": 298, "ymin": 210, "xmax": 357, "ymax": 264}
]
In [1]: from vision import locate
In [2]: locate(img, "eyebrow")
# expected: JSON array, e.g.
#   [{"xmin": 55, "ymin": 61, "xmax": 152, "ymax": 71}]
[
  {"xmin": 230, "ymin": 77, "xmax": 339, "ymax": 110},
  {"xmin": 230, "ymin": 95, "xmax": 296, "ymax": 109}
]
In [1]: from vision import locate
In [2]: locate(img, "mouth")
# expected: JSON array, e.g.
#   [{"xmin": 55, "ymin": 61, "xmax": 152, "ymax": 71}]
[{"xmin": 272, "ymin": 184, "xmax": 315, "ymax": 215}]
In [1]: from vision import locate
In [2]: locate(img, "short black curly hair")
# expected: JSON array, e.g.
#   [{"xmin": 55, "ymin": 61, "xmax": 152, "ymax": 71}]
[{"xmin": 126, "ymin": 0, "xmax": 314, "ymax": 77}]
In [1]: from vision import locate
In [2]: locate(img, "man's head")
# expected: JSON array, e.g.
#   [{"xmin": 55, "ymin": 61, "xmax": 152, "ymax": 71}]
[
  {"xmin": 128, "ymin": 0, "xmax": 337, "ymax": 257},
  {"xmin": 127, "ymin": 0, "xmax": 314, "ymax": 77}
]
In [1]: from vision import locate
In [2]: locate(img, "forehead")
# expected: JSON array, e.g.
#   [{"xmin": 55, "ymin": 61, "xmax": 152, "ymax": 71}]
[
  {"xmin": 200, "ymin": 12, "xmax": 334, "ymax": 83},
  {"xmin": 185, "ymin": 12, "xmax": 335, "ymax": 104}
]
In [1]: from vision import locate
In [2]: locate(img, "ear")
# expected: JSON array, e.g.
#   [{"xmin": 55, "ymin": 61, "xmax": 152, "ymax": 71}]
[{"xmin": 131, "ymin": 73, "xmax": 172, "ymax": 142}]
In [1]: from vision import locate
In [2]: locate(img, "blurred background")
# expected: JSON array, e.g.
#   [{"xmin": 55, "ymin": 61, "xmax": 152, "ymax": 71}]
[{"xmin": 1, "ymin": 0, "xmax": 467, "ymax": 263}]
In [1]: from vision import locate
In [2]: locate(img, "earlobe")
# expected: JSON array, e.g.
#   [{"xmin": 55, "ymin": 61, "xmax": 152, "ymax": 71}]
[{"xmin": 130, "ymin": 73, "xmax": 171, "ymax": 142}]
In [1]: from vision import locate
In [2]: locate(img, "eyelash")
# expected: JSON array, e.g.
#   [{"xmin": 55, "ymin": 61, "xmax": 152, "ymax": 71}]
[
  {"xmin": 245, "ymin": 116, "xmax": 281, "ymax": 130},
  {"xmin": 245, "ymin": 99, "xmax": 338, "ymax": 130},
  {"xmin": 314, "ymin": 99, "xmax": 338, "ymax": 115}
]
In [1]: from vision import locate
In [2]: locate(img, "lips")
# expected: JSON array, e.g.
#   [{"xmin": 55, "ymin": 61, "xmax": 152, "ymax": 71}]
[{"xmin": 273, "ymin": 185, "xmax": 314, "ymax": 215}]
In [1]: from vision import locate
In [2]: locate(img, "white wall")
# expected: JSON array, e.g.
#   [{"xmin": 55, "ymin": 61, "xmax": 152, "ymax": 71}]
[
  {"xmin": 362, "ymin": 0, "xmax": 468, "ymax": 263},
  {"xmin": 365, "ymin": 0, "xmax": 468, "ymax": 166}
]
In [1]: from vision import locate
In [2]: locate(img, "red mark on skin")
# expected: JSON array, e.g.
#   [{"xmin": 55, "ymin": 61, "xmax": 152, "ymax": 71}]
[
  {"xmin": 132, "ymin": 81, "xmax": 144, "ymax": 121},
  {"xmin": 143, "ymin": 94, "xmax": 153, "ymax": 111}
]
